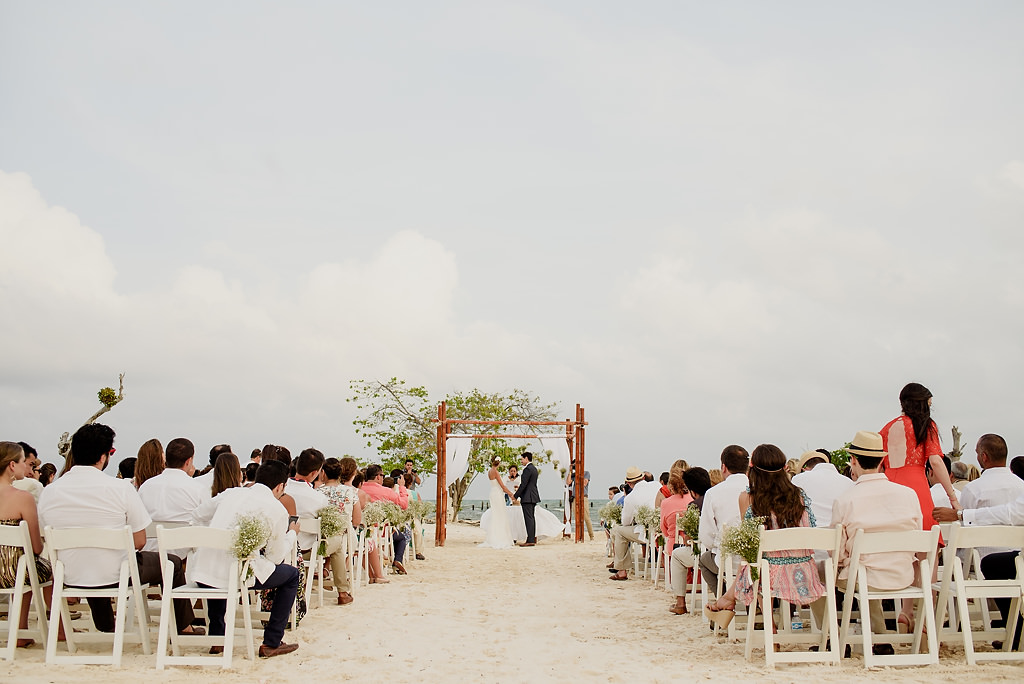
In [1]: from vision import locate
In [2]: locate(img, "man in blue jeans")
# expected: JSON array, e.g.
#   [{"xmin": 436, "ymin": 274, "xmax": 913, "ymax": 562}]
[{"xmin": 190, "ymin": 460, "xmax": 300, "ymax": 657}]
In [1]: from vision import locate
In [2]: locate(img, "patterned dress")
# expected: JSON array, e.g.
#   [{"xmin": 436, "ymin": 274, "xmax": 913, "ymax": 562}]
[
  {"xmin": 0, "ymin": 518, "xmax": 52, "ymax": 588},
  {"xmin": 881, "ymin": 415, "xmax": 943, "ymax": 532},
  {"xmin": 734, "ymin": 493, "xmax": 826, "ymax": 607}
]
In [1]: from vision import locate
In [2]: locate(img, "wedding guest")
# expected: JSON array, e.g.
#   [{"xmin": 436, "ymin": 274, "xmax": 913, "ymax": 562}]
[
  {"xmin": 194, "ymin": 443, "xmax": 232, "ymax": 494},
  {"xmin": 791, "ymin": 449, "xmax": 853, "ymax": 528},
  {"xmin": 361, "ymin": 464, "xmax": 410, "ymax": 573},
  {"xmin": 705, "ymin": 445, "xmax": 827, "ymax": 630},
  {"xmin": 608, "ymin": 466, "xmax": 660, "ymax": 581},
  {"xmin": 667, "ymin": 467, "xmax": 713, "ymax": 614},
  {"xmin": 210, "ymin": 451, "xmax": 242, "ymax": 497},
  {"xmin": 698, "ymin": 446, "xmax": 749, "ymax": 595},
  {"xmin": 353, "ymin": 470, "xmax": 389, "ymax": 584},
  {"xmin": 654, "ymin": 460, "xmax": 687, "ymax": 510},
  {"xmin": 927, "ymin": 455, "xmax": 954, "ymax": 508},
  {"xmin": 1010, "ymin": 455, "xmax": 1024, "ymax": 481},
  {"xmin": 138, "ymin": 438, "xmax": 206, "ymax": 553},
  {"xmin": 320, "ymin": 457, "xmax": 362, "ymax": 602},
  {"xmin": 38, "ymin": 424, "xmax": 198, "ymax": 636},
  {"xmin": 244, "ymin": 462, "xmax": 259, "ymax": 486},
  {"xmin": 117, "ymin": 457, "xmax": 137, "ymax": 481},
  {"xmin": 933, "ymin": 434, "xmax": 1024, "ymax": 561},
  {"xmin": 405, "ymin": 472, "xmax": 426, "ymax": 559},
  {"xmin": 250, "ymin": 448, "xmax": 261, "ymax": 465},
  {"xmin": 708, "ymin": 469, "xmax": 723, "ymax": 487},
  {"xmin": 133, "ymin": 438, "xmax": 165, "ymax": 490},
  {"xmin": 38, "ymin": 463, "xmax": 56, "ymax": 487},
  {"xmin": 0, "ymin": 441, "xmax": 53, "ymax": 646},
  {"xmin": 660, "ymin": 468, "xmax": 692, "ymax": 614},
  {"xmin": 11, "ymin": 442, "xmax": 43, "ymax": 503},
  {"xmin": 190, "ymin": 460, "xmax": 300, "ymax": 658},
  {"xmin": 831, "ymin": 430, "xmax": 922, "ymax": 645},
  {"xmin": 404, "ymin": 459, "xmax": 421, "ymax": 487},
  {"xmin": 286, "ymin": 448, "xmax": 350, "ymax": 603}
]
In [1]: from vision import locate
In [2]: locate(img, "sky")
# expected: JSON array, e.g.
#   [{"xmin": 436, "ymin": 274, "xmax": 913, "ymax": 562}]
[{"xmin": 2, "ymin": 2, "xmax": 1023, "ymax": 501}]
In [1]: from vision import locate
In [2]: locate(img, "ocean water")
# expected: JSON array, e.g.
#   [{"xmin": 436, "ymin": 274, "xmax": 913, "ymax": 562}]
[{"xmin": 456, "ymin": 498, "xmax": 603, "ymax": 524}]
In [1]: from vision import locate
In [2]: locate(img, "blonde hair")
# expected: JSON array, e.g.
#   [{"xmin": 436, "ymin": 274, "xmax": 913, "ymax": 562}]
[
  {"xmin": 0, "ymin": 441, "xmax": 25, "ymax": 475},
  {"xmin": 708, "ymin": 468, "xmax": 723, "ymax": 486}
]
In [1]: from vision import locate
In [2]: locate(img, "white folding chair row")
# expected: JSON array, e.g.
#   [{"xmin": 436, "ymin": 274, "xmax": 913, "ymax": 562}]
[
  {"xmin": 0, "ymin": 521, "xmax": 50, "ymax": 661},
  {"xmin": 743, "ymin": 525, "xmax": 843, "ymax": 668},
  {"xmin": 933, "ymin": 523, "xmax": 1024, "ymax": 665},
  {"xmin": 154, "ymin": 525, "xmax": 255, "ymax": 669},
  {"xmin": 351, "ymin": 525, "xmax": 369, "ymax": 590},
  {"xmin": 839, "ymin": 526, "xmax": 941, "ymax": 668},
  {"xmin": 44, "ymin": 525, "xmax": 152, "ymax": 667},
  {"xmin": 297, "ymin": 517, "xmax": 324, "ymax": 610}
]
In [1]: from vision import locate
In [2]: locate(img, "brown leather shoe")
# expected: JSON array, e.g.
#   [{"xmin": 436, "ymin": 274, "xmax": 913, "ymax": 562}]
[
  {"xmin": 415, "ymin": 553, "xmax": 425, "ymax": 560},
  {"xmin": 259, "ymin": 642, "xmax": 299, "ymax": 658},
  {"xmin": 209, "ymin": 646, "xmax": 224, "ymax": 655},
  {"xmin": 337, "ymin": 592, "xmax": 354, "ymax": 605},
  {"xmin": 392, "ymin": 561, "xmax": 407, "ymax": 575},
  {"xmin": 517, "ymin": 542, "xmax": 536, "ymax": 547}
]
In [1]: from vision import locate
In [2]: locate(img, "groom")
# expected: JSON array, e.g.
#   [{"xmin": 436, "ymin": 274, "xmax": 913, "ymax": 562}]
[{"xmin": 513, "ymin": 452, "xmax": 540, "ymax": 546}]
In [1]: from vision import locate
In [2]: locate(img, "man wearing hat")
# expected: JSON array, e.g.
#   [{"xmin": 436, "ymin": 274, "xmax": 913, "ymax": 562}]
[
  {"xmin": 608, "ymin": 466, "xmax": 660, "ymax": 580},
  {"xmin": 791, "ymin": 448, "xmax": 853, "ymax": 528},
  {"xmin": 830, "ymin": 430, "xmax": 922, "ymax": 645}
]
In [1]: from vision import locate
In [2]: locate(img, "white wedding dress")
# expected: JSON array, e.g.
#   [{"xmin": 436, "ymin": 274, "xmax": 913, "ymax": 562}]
[{"xmin": 479, "ymin": 477, "xmax": 515, "ymax": 549}]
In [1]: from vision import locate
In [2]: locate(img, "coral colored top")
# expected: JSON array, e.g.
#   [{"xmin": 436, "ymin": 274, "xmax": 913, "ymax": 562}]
[
  {"xmin": 880, "ymin": 415, "xmax": 943, "ymax": 532},
  {"xmin": 660, "ymin": 493, "xmax": 693, "ymax": 541}
]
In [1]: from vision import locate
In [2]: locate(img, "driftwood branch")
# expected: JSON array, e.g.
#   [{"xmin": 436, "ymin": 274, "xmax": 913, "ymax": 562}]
[{"xmin": 57, "ymin": 373, "xmax": 126, "ymax": 474}]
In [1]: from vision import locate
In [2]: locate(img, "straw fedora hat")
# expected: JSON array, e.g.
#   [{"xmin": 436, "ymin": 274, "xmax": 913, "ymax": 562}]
[
  {"xmin": 848, "ymin": 430, "xmax": 887, "ymax": 458},
  {"xmin": 624, "ymin": 466, "xmax": 644, "ymax": 483},
  {"xmin": 796, "ymin": 450, "xmax": 828, "ymax": 472}
]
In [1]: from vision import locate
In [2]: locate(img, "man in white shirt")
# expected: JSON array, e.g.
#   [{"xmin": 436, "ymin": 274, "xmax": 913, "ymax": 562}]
[
  {"xmin": 193, "ymin": 443, "xmax": 231, "ymax": 496},
  {"xmin": 12, "ymin": 441, "xmax": 43, "ymax": 502},
  {"xmin": 608, "ymin": 466, "xmax": 661, "ymax": 581},
  {"xmin": 37, "ymin": 423, "xmax": 197, "ymax": 635},
  {"xmin": 697, "ymin": 445, "xmax": 749, "ymax": 595},
  {"xmin": 138, "ymin": 437, "xmax": 206, "ymax": 552},
  {"xmin": 284, "ymin": 448, "xmax": 352, "ymax": 605},
  {"xmin": 190, "ymin": 459, "xmax": 300, "ymax": 658},
  {"xmin": 791, "ymin": 449, "xmax": 853, "ymax": 528}
]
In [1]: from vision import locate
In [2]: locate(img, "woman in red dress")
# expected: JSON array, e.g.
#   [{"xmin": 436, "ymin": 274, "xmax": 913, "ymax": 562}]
[{"xmin": 879, "ymin": 381, "xmax": 958, "ymax": 630}]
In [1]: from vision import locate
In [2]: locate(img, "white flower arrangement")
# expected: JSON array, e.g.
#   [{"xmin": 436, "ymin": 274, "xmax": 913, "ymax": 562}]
[
  {"xmin": 231, "ymin": 512, "xmax": 272, "ymax": 580},
  {"xmin": 634, "ymin": 504, "xmax": 660, "ymax": 530},
  {"xmin": 383, "ymin": 501, "xmax": 407, "ymax": 526},
  {"xmin": 680, "ymin": 505, "xmax": 701, "ymax": 554},
  {"xmin": 408, "ymin": 499, "xmax": 435, "ymax": 522},
  {"xmin": 721, "ymin": 516, "xmax": 766, "ymax": 581},
  {"xmin": 362, "ymin": 501, "xmax": 388, "ymax": 526},
  {"xmin": 598, "ymin": 501, "xmax": 622, "ymax": 526},
  {"xmin": 315, "ymin": 505, "xmax": 348, "ymax": 556}
]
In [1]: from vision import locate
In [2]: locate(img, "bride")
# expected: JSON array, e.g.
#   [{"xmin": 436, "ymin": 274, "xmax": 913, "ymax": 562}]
[{"xmin": 479, "ymin": 456, "xmax": 516, "ymax": 549}]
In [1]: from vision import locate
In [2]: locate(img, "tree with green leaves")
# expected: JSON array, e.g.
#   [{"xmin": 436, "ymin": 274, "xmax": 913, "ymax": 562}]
[{"xmin": 348, "ymin": 378, "xmax": 559, "ymax": 520}]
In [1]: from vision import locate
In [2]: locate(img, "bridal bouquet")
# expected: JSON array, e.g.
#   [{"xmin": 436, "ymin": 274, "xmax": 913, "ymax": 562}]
[
  {"xmin": 721, "ymin": 516, "xmax": 766, "ymax": 581},
  {"xmin": 315, "ymin": 505, "xmax": 348, "ymax": 556},
  {"xmin": 362, "ymin": 501, "xmax": 388, "ymax": 526},
  {"xmin": 634, "ymin": 504, "xmax": 660, "ymax": 531},
  {"xmin": 231, "ymin": 512, "xmax": 272, "ymax": 580},
  {"xmin": 598, "ymin": 502, "xmax": 622, "ymax": 527}
]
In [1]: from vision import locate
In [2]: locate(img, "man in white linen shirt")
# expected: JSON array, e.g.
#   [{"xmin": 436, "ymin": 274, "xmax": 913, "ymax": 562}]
[
  {"xmin": 138, "ymin": 437, "xmax": 206, "ymax": 552},
  {"xmin": 192, "ymin": 443, "xmax": 231, "ymax": 496},
  {"xmin": 284, "ymin": 448, "xmax": 353, "ymax": 605},
  {"xmin": 697, "ymin": 445, "xmax": 750, "ymax": 595},
  {"xmin": 190, "ymin": 459, "xmax": 300, "ymax": 658},
  {"xmin": 608, "ymin": 466, "xmax": 661, "ymax": 581},
  {"xmin": 791, "ymin": 449, "xmax": 853, "ymax": 529},
  {"xmin": 38, "ymin": 423, "xmax": 197, "ymax": 635}
]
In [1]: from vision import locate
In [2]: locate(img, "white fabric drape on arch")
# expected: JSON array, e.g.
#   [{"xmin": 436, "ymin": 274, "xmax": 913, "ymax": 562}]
[{"xmin": 445, "ymin": 437, "xmax": 473, "ymax": 488}]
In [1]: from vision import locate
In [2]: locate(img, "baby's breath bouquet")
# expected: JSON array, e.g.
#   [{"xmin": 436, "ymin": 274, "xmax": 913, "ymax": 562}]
[
  {"xmin": 634, "ymin": 504, "xmax": 660, "ymax": 531},
  {"xmin": 383, "ymin": 501, "xmax": 407, "ymax": 527},
  {"xmin": 231, "ymin": 513, "xmax": 272, "ymax": 580},
  {"xmin": 362, "ymin": 501, "xmax": 388, "ymax": 526},
  {"xmin": 598, "ymin": 502, "xmax": 622, "ymax": 527},
  {"xmin": 408, "ymin": 499, "xmax": 434, "ymax": 522},
  {"xmin": 315, "ymin": 505, "xmax": 348, "ymax": 556},
  {"xmin": 680, "ymin": 505, "xmax": 701, "ymax": 554},
  {"xmin": 721, "ymin": 516, "xmax": 766, "ymax": 581}
]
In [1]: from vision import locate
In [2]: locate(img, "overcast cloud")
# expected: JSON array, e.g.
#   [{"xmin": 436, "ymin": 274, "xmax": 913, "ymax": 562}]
[{"xmin": 2, "ymin": 2, "xmax": 1023, "ymax": 500}]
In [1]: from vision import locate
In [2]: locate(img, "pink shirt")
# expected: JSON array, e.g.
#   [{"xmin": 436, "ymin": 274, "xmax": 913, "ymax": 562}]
[
  {"xmin": 660, "ymin": 493, "xmax": 693, "ymax": 541},
  {"xmin": 360, "ymin": 481, "xmax": 409, "ymax": 510},
  {"xmin": 831, "ymin": 473, "xmax": 923, "ymax": 590}
]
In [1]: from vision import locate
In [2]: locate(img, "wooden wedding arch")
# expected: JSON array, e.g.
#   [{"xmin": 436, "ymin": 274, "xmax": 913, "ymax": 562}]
[{"xmin": 434, "ymin": 402, "xmax": 588, "ymax": 546}]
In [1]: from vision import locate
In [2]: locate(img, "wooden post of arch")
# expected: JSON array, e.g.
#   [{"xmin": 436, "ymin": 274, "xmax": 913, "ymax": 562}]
[
  {"xmin": 435, "ymin": 401, "xmax": 447, "ymax": 547},
  {"xmin": 573, "ymin": 404, "xmax": 586, "ymax": 543}
]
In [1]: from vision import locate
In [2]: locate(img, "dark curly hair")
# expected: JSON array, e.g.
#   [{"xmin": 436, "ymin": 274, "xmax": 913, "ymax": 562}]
[{"xmin": 748, "ymin": 444, "xmax": 806, "ymax": 529}]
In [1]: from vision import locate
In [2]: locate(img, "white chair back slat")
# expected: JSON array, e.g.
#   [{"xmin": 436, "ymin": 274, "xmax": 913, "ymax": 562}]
[{"xmin": 0, "ymin": 521, "xmax": 50, "ymax": 661}]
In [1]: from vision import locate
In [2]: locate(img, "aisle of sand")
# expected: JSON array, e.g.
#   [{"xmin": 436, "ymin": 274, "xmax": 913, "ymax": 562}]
[{"xmin": 4, "ymin": 522, "xmax": 1024, "ymax": 683}]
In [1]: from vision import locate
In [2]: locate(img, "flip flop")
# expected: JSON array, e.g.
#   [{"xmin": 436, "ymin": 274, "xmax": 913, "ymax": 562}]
[{"xmin": 609, "ymin": 573, "xmax": 629, "ymax": 581}]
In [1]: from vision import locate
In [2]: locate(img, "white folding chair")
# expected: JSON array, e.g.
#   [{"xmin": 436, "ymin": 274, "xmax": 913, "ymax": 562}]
[
  {"xmin": 743, "ymin": 526, "xmax": 843, "ymax": 667},
  {"xmin": 933, "ymin": 523, "xmax": 1024, "ymax": 665},
  {"xmin": 155, "ymin": 525, "xmax": 255, "ymax": 669},
  {"xmin": 0, "ymin": 521, "xmax": 50, "ymax": 661},
  {"xmin": 298, "ymin": 517, "xmax": 324, "ymax": 610},
  {"xmin": 44, "ymin": 525, "xmax": 152, "ymax": 666},
  {"xmin": 838, "ymin": 526, "xmax": 940, "ymax": 668},
  {"xmin": 351, "ymin": 525, "xmax": 368, "ymax": 590}
]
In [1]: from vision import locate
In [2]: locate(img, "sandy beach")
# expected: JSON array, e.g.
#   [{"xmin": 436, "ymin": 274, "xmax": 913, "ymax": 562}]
[{"xmin": 3, "ymin": 522, "xmax": 1023, "ymax": 683}]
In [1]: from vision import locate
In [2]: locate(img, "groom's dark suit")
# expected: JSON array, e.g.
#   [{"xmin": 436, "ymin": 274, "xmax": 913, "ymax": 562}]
[{"xmin": 513, "ymin": 461, "xmax": 541, "ymax": 544}]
